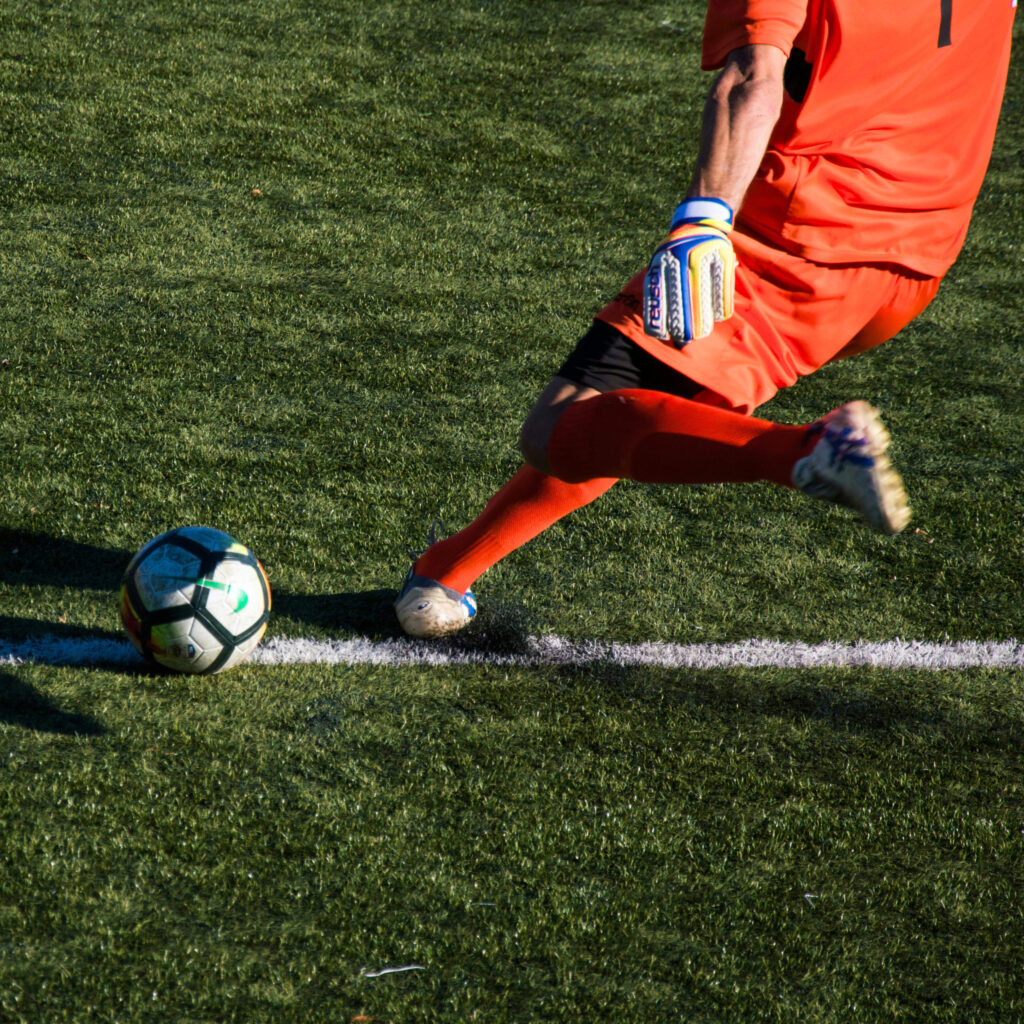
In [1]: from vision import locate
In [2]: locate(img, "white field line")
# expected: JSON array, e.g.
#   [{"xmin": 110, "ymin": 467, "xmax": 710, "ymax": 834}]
[{"xmin": 1, "ymin": 634, "xmax": 1022, "ymax": 671}]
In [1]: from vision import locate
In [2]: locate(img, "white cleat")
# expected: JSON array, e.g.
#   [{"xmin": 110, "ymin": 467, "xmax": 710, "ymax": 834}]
[
  {"xmin": 792, "ymin": 401, "xmax": 911, "ymax": 535},
  {"xmin": 394, "ymin": 570, "xmax": 477, "ymax": 638}
]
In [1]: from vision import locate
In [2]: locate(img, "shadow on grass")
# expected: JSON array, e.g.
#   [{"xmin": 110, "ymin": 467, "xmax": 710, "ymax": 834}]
[
  {"xmin": 271, "ymin": 588, "xmax": 401, "ymax": 637},
  {"xmin": 0, "ymin": 526, "xmax": 401, "ymax": 637},
  {"xmin": 0, "ymin": 671, "xmax": 106, "ymax": 735},
  {"xmin": 0, "ymin": 615, "xmax": 124, "ymax": 643},
  {"xmin": 563, "ymin": 660, "xmax": 1024, "ymax": 753},
  {"xmin": 0, "ymin": 527, "xmax": 132, "ymax": 590}
]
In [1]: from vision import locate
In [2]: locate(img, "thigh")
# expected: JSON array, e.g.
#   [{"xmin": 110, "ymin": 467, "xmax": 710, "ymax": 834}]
[
  {"xmin": 521, "ymin": 320, "xmax": 723, "ymax": 474},
  {"xmin": 518, "ymin": 376, "xmax": 600, "ymax": 475}
]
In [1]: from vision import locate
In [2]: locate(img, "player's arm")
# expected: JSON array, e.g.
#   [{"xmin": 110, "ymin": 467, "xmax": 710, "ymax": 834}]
[
  {"xmin": 688, "ymin": 43, "xmax": 787, "ymax": 212},
  {"xmin": 644, "ymin": 44, "xmax": 787, "ymax": 346}
]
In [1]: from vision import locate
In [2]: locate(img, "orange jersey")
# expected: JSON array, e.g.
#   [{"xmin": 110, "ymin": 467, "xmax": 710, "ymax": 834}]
[{"xmin": 703, "ymin": 0, "xmax": 1016, "ymax": 275}]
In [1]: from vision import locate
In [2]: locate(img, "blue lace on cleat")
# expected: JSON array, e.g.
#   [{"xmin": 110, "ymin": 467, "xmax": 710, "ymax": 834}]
[{"xmin": 394, "ymin": 569, "xmax": 477, "ymax": 638}]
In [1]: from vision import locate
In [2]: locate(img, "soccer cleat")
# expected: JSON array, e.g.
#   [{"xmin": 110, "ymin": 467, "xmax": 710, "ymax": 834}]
[
  {"xmin": 394, "ymin": 569, "xmax": 477, "ymax": 638},
  {"xmin": 791, "ymin": 401, "xmax": 911, "ymax": 535}
]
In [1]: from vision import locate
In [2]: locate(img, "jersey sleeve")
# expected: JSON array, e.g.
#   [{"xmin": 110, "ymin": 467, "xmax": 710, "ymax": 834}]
[{"xmin": 701, "ymin": 0, "xmax": 808, "ymax": 69}]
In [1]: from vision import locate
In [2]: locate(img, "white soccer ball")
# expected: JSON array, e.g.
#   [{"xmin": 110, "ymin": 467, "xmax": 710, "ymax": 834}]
[{"xmin": 119, "ymin": 526, "xmax": 271, "ymax": 674}]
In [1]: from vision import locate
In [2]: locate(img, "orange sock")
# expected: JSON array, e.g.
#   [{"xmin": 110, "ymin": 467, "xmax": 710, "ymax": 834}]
[
  {"xmin": 415, "ymin": 390, "xmax": 813, "ymax": 594},
  {"xmin": 546, "ymin": 389, "xmax": 813, "ymax": 487},
  {"xmin": 414, "ymin": 466, "xmax": 616, "ymax": 595}
]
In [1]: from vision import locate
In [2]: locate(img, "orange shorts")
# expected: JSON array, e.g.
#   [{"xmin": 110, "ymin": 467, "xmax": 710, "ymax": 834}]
[{"xmin": 596, "ymin": 229, "xmax": 941, "ymax": 415}]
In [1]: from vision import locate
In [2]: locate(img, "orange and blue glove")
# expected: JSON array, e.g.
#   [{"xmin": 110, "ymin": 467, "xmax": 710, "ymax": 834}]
[{"xmin": 643, "ymin": 197, "xmax": 737, "ymax": 347}]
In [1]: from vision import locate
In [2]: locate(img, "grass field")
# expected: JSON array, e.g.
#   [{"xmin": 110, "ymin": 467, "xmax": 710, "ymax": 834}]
[{"xmin": 2, "ymin": 1, "xmax": 1023, "ymax": 1021}]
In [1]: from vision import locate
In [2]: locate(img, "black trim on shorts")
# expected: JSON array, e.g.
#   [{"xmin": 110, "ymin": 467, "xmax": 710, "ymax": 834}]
[{"xmin": 555, "ymin": 319, "xmax": 704, "ymax": 400}]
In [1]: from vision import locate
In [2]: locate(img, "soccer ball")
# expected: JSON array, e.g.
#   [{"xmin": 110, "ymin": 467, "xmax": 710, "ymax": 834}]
[{"xmin": 119, "ymin": 527, "xmax": 271, "ymax": 674}]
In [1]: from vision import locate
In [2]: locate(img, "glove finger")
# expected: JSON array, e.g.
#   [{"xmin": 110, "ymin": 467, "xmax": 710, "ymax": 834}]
[
  {"xmin": 715, "ymin": 246, "xmax": 737, "ymax": 323},
  {"xmin": 661, "ymin": 251, "xmax": 691, "ymax": 345},
  {"xmin": 643, "ymin": 254, "xmax": 671, "ymax": 341}
]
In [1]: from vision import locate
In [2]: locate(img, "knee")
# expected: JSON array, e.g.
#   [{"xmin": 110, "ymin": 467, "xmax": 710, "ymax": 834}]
[
  {"xmin": 518, "ymin": 416, "xmax": 551, "ymax": 475},
  {"xmin": 517, "ymin": 377, "xmax": 600, "ymax": 478}
]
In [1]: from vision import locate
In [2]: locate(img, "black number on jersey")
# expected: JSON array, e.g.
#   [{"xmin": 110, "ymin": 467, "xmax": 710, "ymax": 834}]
[{"xmin": 938, "ymin": 0, "xmax": 952, "ymax": 47}]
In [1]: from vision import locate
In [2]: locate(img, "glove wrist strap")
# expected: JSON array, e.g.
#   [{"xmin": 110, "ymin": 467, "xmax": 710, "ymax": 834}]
[{"xmin": 670, "ymin": 196, "xmax": 734, "ymax": 231}]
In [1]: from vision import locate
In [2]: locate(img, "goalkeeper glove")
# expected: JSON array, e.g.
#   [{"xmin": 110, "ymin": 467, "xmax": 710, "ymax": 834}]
[{"xmin": 643, "ymin": 196, "xmax": 737, "ymax": 347}]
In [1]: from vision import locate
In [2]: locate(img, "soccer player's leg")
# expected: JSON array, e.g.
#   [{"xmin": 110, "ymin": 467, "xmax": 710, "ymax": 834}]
[
  {"xmin": 532, "ymin": 309, "xmax": 818, "ymax": 493},
  {"xmin": 542, "ymin": 386, "xmax": 909, "ymax": 534},
  {"xmin": 396, "ymin": 326, "xmax": 626, "ymax": 639},
  {"xmin": 396, "ymin": 441, "xmax": 615, "ymax": 639},
  {"xmin": 395, "ymin": 318, "xmax": 709, "ymax": 638}
]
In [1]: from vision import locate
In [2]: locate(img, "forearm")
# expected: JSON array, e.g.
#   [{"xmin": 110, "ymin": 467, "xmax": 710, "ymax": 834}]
[
  {"xmin": 643, "ymin": 46, "xmax": 786, "ymax": 345},
  {"xmin": 687, "ymin": 45, "xmax": 786, "ymax": 213}
]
